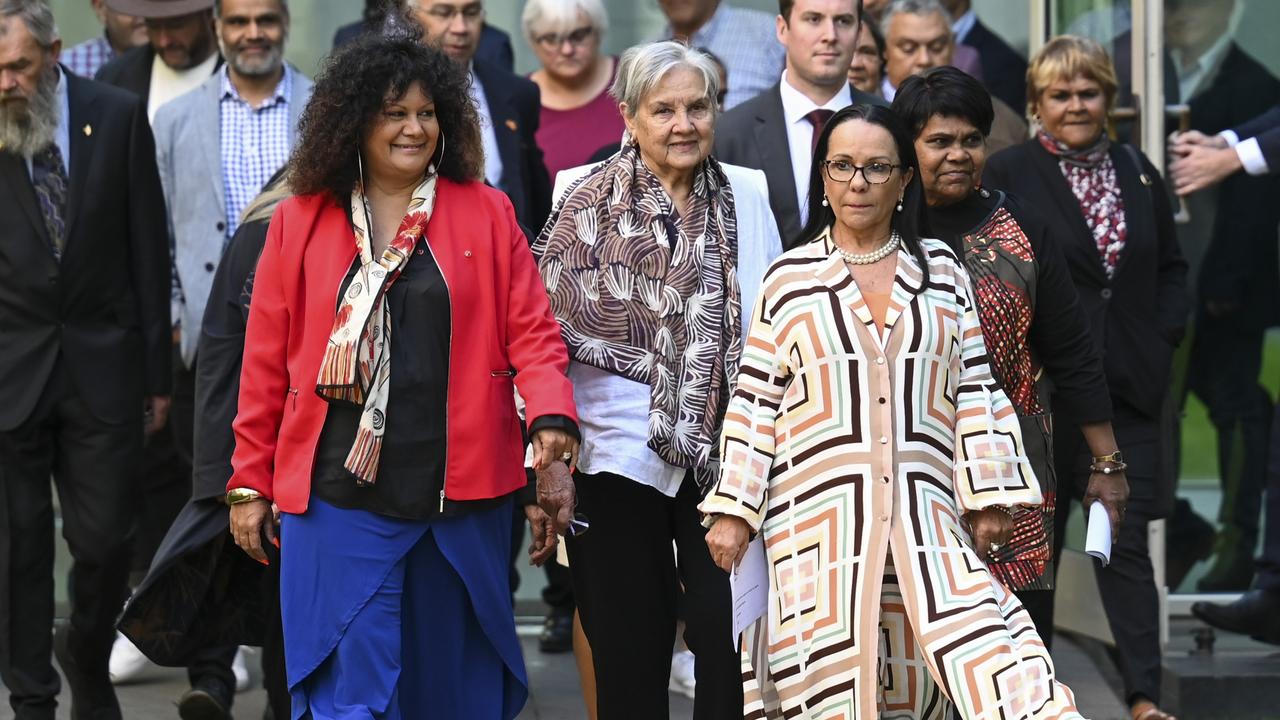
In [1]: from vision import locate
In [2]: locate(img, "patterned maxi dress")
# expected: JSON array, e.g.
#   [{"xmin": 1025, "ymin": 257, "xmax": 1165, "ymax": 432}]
[{"xmin": 699, "ymin": 233, "xmax": 1085, "ymax": 719}]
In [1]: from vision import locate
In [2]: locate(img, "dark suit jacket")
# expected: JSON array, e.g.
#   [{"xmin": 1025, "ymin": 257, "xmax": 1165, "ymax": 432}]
[
  {"xmin": 94, "ymin": 44, "xmax": 222, "ymax": 103},
  {"xmin": 714, "ymin": 83, "xmax": 886, "ymax": 248},
  {"xmin": 1234, "ymin": 104, "xmax": 1280, "ymax": 171},
  {"xmin": 1187, "ymin": 45, "xmax": 1280, "ymax": 328},
  {"xmin": 332, "ymin": 20, "xmax": 515, "ymax": 72},
  {"xmin": 0, "ymin": 72, "xmax": 171, "ymax": 431},
  {"xmin": 473, "ymin": 57, "xmax": 553, "ymax": 235},
  {"xmin": 961, "ymin": 18, "xmax": 1027, "ymax": 114},
  {"xmin": 984, "ymin": 140, "xmax": 1189, "ymax": 424}
]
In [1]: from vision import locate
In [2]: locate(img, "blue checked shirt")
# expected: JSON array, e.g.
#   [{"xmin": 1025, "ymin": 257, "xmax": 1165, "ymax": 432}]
[
  {"xmin": 219, "ymin": 65, "xmax": 293, "ymax": 239},
  {"xmin": 660, "ymin": 2, "xmax": 785, "ymax": 110},
  {"xmin": 60, "ymin": 35, "xmax": 116, "ymax": 79}
]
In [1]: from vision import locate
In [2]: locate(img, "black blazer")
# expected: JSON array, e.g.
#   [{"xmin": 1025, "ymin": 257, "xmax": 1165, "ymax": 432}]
[
  {"xmin": 0, "ymin": 72, "xmax": 171, "ymax": 431},
  {"xmin": 961, "ymin": 18, "xmax": 1027, "ymax": 115},
  {"xmin": 473, "ymin": 57, "xmax": 553, "ymax": 235},
  {"xmin": 984, "ymin": 140, "xmax": 1189, "ymax": 423},
  {"xmin": 1186, "ymin": 45, "xmax": 1280, "ymax": 329},
  {"xmin": 1234, "ymin": 104, "xmax": 1280, "ymax": 169},
  {"xmin": 94, "ymin": 44, "xmax": 222, "ymax": 103},
  {"xmin": 332, "ymin": 20, "xmax": 515, "ymax": 72},
  {"xmin": 714, "ymin": 82, "xmax": 886, "ymax": 248}
]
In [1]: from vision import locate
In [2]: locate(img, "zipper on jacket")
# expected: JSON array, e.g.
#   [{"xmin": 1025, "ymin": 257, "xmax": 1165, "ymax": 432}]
[
  {"xmin": 287, "ymin": 387, "xmax": 298, "ymax": 410},
  {"xmin": 418, "ymin": 237, "xmax": 452, "ymax": 511},
  {"xmin": 491, "ymin": 369, "xmax": 515, "ymax": 377}
]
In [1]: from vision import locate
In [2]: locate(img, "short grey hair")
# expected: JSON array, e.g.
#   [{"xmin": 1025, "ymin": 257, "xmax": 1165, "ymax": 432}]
[
  {"xmin": 611, "ymin": 41, "xmax": 720, "ymax": 119},
  {"xmin": 521, "ymin": 0, "xmax": 608, "ymax": 44},
  {"xmin": 0, "ymin": 0, "xmax": 59, "ymax": 49},
  {"xmin": 879, "ymin": 0, "xmax": 952, "ymax": 38},
  {"xmin": 213, "ymin": 0, "xmax": 290, "ymax": 18}
]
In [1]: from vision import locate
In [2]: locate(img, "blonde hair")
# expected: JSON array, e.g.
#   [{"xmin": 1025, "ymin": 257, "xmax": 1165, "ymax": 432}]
[
  {"xmin": 521, "ymin": 0, "xmax": 608, "ymax": 44},
  {"xmin": 240, "ymin": 175, "xmax": 293, "ymax": 226},
  {"xmin": 1026, "ymin": 35, "xmax": 1118, "ymax": 117}
]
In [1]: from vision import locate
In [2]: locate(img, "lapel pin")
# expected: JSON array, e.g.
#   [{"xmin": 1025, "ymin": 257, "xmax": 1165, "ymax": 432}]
[
  {"xmin": 505, "ymin": 119, "xmax": 517, "ymax": 131},
  {"xmin": 83, "ymin": 124, "xmax": 92, "ymax": 137}
]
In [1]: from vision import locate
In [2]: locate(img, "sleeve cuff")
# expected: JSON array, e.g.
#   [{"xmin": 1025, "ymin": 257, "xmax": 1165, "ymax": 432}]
[
  {"xmin": 527, "ymin": 414, "xmax": 581, "ymax": 442},
  {"xmin": 1219, "ymin": 130, "xmax": 1240, "ymax": 147},
  {"xmin": 1235, "ymin": 137, "xmax": 1271, "ymax": 176}
]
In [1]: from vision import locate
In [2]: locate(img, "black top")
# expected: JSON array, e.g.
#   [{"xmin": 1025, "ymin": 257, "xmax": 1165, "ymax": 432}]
[{"xmin": 927, "ymin": 189, "xmax": 1112, "ymax": 425}]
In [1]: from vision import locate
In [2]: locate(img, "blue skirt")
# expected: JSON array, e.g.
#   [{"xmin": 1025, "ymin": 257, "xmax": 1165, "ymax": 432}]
[{"xmin": 280, "ymin": 497, "xmax": 527, "ymax": 719}]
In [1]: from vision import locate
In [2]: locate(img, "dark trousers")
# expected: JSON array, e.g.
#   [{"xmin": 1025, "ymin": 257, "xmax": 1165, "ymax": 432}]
[
  {"xmin": 1253, "ymin": 401, "xmax": 1280, "ymax": 591},
  {"xmin": 1018, "ymin": 415, "xmax": 1164, "ymax": 707},
  {"xmin": 1185, "ymin": 315, "xmax": 1272, "ymax": 562},
  {"xmin": 0, "ymin": 361, "xmax": 140, "ymax": 718},
  {"xmin": 566, "ymin": 472, "xmax": 741, "ymax": 720}
]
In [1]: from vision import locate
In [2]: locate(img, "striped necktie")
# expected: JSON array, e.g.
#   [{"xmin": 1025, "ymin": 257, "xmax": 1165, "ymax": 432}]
[{"xmin": 32, "ymin": 143, "xmax": 68, "ymax": 260}]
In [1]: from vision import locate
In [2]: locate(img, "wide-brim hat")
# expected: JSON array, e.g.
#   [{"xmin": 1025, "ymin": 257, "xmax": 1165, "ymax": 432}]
[{"xmin": 103, "ymin": 0, "xmax": 216, "ymax": 19}]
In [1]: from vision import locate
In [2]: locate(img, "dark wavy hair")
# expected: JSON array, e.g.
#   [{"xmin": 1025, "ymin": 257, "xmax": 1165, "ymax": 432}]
[
  {"xmin": 288, "ymin": 27, "xmax": 483, "ymax": 201},
  {"xmin": 891, "ymin": 66, "xmax": 994, "ymax": 139},
  {"xmin": 795, "ymin": 104, "xmax": 930, "ymax": 293}
]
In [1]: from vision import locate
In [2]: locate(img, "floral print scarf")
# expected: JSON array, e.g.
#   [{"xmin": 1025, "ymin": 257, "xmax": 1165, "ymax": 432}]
[{"xmin": 1037, "ymin": 129, "xmax": 1128, "ymax": 278}]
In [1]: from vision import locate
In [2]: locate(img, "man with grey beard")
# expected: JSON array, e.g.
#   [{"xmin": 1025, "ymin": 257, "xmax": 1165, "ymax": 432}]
[
  {"xmin": 0, "ymin": 1, "xmax": 170, "ymax": 717},
  {"xmin": 147, "ymin": 0, "xmax": 309, "ymax": 714}
]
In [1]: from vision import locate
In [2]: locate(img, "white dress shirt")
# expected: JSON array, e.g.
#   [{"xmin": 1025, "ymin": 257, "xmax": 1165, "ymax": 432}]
[
  {"xmin": 778, "ymin": 71, "xmax": 852, "ymax": 227},
  {"xmin": 1219, "ymin": 129, "xmax": 1271, "ymax": 176},
  {"xmin": 467, "ymin": 67, "xmax": 505, "ymax": 191}
]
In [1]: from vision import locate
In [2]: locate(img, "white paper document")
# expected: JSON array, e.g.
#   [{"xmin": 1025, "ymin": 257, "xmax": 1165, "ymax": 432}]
[
  {"xmin": 730, "ymin": 536, "xmax": 769, "ymax": 648},
  {"xmin": 1085, "ymin": 500, "xmax": 1112, "ymax": 566}
]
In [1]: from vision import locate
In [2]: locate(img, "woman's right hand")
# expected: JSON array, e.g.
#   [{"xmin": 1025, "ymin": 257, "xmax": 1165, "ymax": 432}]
[
  {"xmin": 705, "ymin": 515, "xmax": 752, "ymax": 573},
  {"xmin": 230, "ymin": 498, "xmax": 275, "ymax": 564}
]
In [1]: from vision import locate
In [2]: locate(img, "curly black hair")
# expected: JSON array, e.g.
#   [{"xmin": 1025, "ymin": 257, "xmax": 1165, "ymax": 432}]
[{"xmin": 289, "ymin": 26, "xmax": 483, "ymax": 201}]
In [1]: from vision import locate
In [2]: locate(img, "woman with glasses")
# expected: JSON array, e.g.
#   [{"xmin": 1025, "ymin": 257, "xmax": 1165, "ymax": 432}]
[
  {"xmin": 534, "ymin": 41, "xmax": 782, "ymax": 719},
  {"xmin": 523, "ymin": 0, "xmax": 625, "ymax": 183},
  {"xmin": 701, "ymin": 104, "xmax": 1086, "ymax": 718}
]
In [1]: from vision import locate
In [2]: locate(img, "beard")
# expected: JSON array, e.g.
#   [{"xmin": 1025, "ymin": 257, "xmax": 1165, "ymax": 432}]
[
  {"xmin": 0, "ymin": 65, "xmax": 59, "ymax": 158},
  {"xmin": 226, "ymin": 42, "xmax": 284, "ymax": 78}
]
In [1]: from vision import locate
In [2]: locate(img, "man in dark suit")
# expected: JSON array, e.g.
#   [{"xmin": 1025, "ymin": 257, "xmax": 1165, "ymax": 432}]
[
  {"xmin": 715, "ymin": 0, "xmax": 883, "ymax": 248},
  {"xmin": 93, "ymin": 0, "xmax": 219, "ymax": 122},
  {"xmin": 410, "ymin": 0, "xmax": 552, "ymax": 233},
  {"xmin": 941, "ymin": 0, "xmax": 1026, "ymax": 112},
  {"xmin": 0, "ymin": 2, "xmax": 170, "ymax": 717},
  {"xmin": 335, "ymin": 0, "xmax": 515, "ymax": 71}
]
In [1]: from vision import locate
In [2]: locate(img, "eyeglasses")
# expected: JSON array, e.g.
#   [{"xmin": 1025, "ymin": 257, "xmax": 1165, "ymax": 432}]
[
  {"xmin": 533, "ymin": 26, "xmax": 595, "ymax": 50},
  {"xmin": 822, "ymin": 160, "xmax": 900, "ymax": 184}
]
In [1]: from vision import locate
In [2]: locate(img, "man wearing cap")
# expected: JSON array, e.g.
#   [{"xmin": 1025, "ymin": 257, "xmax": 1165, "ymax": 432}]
[
  {"xmin": 59, "ymin": 0, "xmax": 148, "ymax": 78},
  {"xmin": 93, "ymin": 0, "xmax": 220, "ymax": 122},
  {"xmin": 0, "ymin": 0, "xmax": 170, "ymax": 717}
]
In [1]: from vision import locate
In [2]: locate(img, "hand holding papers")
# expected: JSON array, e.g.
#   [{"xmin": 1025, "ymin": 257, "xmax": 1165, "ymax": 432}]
[
  {"xmin": 730, "ymin": 537, "xmax": 769, "ymax": 648},
  {"xmin": 1085, "ymin": 500, "xmax": 1112, "ymax": 566}
]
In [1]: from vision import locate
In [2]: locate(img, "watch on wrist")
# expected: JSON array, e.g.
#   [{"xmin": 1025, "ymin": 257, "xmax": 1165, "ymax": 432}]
[
  {"xmin": 1092, "ymin": 450, "xmax": 1123, "ymax": 464},
  {"xmin": 226, "ymin": 488, "xmax": 264, "ymax": 506}
]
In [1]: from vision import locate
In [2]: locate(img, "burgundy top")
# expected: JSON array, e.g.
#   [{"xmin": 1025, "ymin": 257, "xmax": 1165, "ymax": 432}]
[{"xmin": 534, "ymin": 59, "xmax": 626, "ymax": 183}]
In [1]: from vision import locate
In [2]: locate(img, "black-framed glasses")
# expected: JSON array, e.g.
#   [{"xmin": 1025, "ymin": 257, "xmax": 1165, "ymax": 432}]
[
  {"xmin": 533, "ymin": 26, "xmax": 595, "ymax": 50},
  {"xmin": 822, "ymin": 160, "xmax": 900, "ymax": 185},
  {"xmin": 567, "ymin": 512, "xmax": 590, "ymax": 537}
]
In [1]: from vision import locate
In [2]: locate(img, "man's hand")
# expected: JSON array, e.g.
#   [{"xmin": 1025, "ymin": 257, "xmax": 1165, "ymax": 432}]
[
  {"xmin": 1168, "ymin": 129, "xmax": 1228, "ymax": 152},
  {"xmin": 535, "ymin": 460, "xmax": 576, "ymax": 535},
  {"xmin": 144, "ymin": 395, "xmax": 171, "ymax": 435},
  {"xmin": 705, "ymin": 515, "xmax": 751, "ymax": 573},
  {"xmin": 1083, "ymin": 470, "xmax": 1129, "ymax": 545},
  {"xmin": 229, "ymin": 497, "xmax": 274, "ymax": 564},
  {"xmin": 964, "ymin": 508, "xmax": 1015, "ymax": 562},
  {"xmin": 524, "ymin": 504, "xmax": 559, "ymax": 566},
  {"xmin": 531, "ymin": 428, "xmax": 579, "ymax": 472},
  {"xmin": 1169, "ymin": 143, "xmax": 1242, "ymax": 195}
]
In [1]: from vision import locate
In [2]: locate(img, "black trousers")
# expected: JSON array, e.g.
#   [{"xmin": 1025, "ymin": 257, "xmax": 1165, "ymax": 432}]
[
  {"xmin": 1018, "ymin": 414, "xmax": 1164, "ymax": 706},
  {"xmin": 566, "ymin": 472, "xmax": 741, "ymax": 720},
  {"xmin": 131, "ymin": 348, "xmax": 194, "ymax": 579},
  {"xmin": 0, "ymin": 361, "xmax": 140, "ymax": 718},
  {"xmin": 1253, "ymin": 401, "xmax": 1280, "ymax": 591}
]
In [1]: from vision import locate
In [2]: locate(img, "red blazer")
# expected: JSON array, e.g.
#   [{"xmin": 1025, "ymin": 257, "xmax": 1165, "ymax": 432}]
[{"xmin": 228, "ymin": 179, "xmax": 577, "ymax": 514}]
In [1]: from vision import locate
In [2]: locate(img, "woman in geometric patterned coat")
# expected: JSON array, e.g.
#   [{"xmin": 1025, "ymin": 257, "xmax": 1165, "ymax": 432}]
[{"xmin": 700, "ymin": 105, "xmax": 1087, "ymax": 719}]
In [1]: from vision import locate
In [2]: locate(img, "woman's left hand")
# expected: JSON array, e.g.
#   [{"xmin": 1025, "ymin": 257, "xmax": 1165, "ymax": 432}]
[
  {"xmin": 531, "ymin": 428, "xmax": 579, "ymax": 472},
  {"xmin": 965, "ymin": 508, "xmax": 1015, "ymax": 563},
  {"xmin": 524, "ymin": 504, "xmax": 559, "ymax": 567}
]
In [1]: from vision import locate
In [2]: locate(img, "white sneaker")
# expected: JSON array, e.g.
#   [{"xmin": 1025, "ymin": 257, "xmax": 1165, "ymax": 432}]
[
  {"xmin": 232, "ymin": 645, "xmax": 251, "ymax": 692},
  {"xmin": 108, "ymin": 632, "xmax": 152, "ymax": 684},
  {"xmin": 668, "ymin": 649, "xmax": 696, "ymax": 699}
]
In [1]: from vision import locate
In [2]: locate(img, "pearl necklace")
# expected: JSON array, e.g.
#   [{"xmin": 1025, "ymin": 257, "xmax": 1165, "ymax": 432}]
[{"xmin": 835, "ymin": 231, "xmax": 901, "ymax": 265}]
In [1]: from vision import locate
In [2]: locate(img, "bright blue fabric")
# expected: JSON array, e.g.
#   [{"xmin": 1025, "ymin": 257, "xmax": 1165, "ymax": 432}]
[{"xmin": 280, "ymin": 498, "xmax": 527, "ymax": 719}]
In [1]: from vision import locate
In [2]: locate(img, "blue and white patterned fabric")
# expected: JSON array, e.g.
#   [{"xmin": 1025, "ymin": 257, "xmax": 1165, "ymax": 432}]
[
  {"xmin": 659, "ymin": 2, "xmax": 785, "ymax": 110},
  {"xmin": 219, "ymin": 65, "xmax": 294, "ymax": 239},
  {"xmin": 60, "ymin": 36, "xmax": 115, "ymax": 79}
]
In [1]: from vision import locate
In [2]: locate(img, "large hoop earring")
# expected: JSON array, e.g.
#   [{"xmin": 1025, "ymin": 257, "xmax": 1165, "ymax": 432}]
[{"xmin": 429, "ymin": 130, "xmax": 446, "ymax": 176}]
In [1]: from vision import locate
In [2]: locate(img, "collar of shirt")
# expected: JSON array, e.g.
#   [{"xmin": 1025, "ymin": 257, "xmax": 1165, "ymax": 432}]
[
  {"xmin": 219, "ymin": 62, "xmax": 292, "ymax": 110},
  {"xmin": 1173, "ymin": 32, "xmax": 1233, "ymax": 101},
  {"xmin": 27, "ymin": 66, "xmax": 70, "ymax": 176},
  {"xmin": 881, "ymin": 75, "xmax": 897, "ymax": 102},
  {"xmin": 779, "ymin": 70, "xmax": 852, "ymax": 126},
  {"xmin": 951, "ymin": 9, "xmax": 977, "ymax": 44}
]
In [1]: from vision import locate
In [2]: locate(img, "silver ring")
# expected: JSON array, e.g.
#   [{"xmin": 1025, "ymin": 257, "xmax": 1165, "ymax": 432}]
[
  {"xmin": 561, "ymin": 451, "xmax": 572, "ymax": 461},
  {"xmin": 989, "ymin": 543, "xmax": 1002, "ymax": 554}
]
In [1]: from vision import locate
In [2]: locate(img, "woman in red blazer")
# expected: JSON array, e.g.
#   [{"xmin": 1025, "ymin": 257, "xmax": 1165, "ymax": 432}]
[{"xmin": 226, "ymin": 31, "xmax": 578, "ymax": 719}]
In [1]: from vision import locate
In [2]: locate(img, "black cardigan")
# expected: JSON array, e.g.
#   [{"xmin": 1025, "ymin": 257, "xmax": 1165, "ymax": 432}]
[{"xmin": 983, "ymin": 140, "xmax": 1190, "ymax": 423}]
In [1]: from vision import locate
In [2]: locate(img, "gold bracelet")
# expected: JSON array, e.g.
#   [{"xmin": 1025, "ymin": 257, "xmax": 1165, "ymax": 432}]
[{"xmin": 226, "ymin": 488, "xmax": 264, "ymax": 506}]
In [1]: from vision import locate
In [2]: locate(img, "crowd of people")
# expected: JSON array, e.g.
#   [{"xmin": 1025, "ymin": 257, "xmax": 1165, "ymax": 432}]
[{"xmin": 0, "ymin": 0, "xmax": 1277, "ymax": 718}]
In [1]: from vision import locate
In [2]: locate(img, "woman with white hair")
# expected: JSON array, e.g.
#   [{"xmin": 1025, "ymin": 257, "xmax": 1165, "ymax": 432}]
[
  {"xmin": 523, "ymin": 0, "xmax": 625, "ymax": 181},
  {"xmin": 533, "ymin": 40, "xmax": 782, "ymax": 719}
]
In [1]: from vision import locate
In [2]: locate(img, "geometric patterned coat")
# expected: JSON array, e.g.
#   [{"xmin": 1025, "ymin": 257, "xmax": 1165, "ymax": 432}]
[{"xmin": 699, "ymin": 233, "xmax": 1086, "ymax": 719}]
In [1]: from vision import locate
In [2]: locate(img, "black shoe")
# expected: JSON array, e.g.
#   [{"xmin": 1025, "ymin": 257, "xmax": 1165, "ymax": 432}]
[
  {"xmin": 53, "ymin": 623, "xmax": 121, "ymax": 720},
  {"xmin": 538, "ymin": 611, "xmax": 574, "ymax": 654},
  {"xmin": 1191, "ymin": 588, "xmax": 1280, "ymax": 644},
  {"xmin": 178, "ymin": 676, "xmax": 233, "ymax": 720}
]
